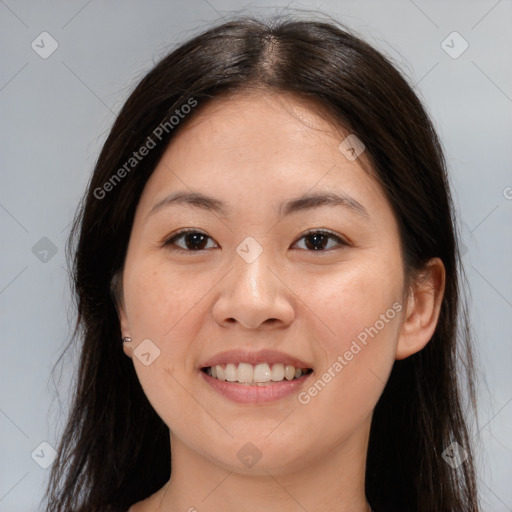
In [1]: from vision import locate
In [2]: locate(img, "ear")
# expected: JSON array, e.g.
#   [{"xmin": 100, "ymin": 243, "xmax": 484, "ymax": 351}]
[
  {"xmin": 111, "ymin": 271, "xmax": 133, "ymax": 359},
  {"xmin": 395, "ymin": 257, "xmax": 446, "ymax": 360}
]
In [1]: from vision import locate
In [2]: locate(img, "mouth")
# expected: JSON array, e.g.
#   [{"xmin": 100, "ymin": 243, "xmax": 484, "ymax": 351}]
[
  {"xmin": 201, "ymin": 363, "xmax": 313, "ymax": 385},
  {"xmin": 198, "ymin": 349, "xmax": 314, "ymax": 403}
]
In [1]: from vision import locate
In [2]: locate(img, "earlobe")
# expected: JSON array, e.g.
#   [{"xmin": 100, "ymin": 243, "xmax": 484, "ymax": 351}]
[
  {"xmin": 122, "ymin": 336, "xmax": 134, "ymax": 358},
  {"xmin": 119, "ymin": 306, "xmax": 133, "ymax": 359},
  {"xmin": 112, "ymin": 272, "xmax": 133, "ymax": 359},
  {"xmin": 395, "ymin": 257, "xmax": 446, "ymax": 360}
]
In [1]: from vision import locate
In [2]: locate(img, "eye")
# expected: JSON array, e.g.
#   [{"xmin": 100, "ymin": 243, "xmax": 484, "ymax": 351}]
[
  {"xmin": 163, "ymin": 229, "xmax": 217, "ymax": 253},
  {"xmin": 162, "ymin": 228, "xmax": 348, "ymax": 254},
  {"xmin": 293, "ymin": 229, "xmax": 349, "ymax": 251}
]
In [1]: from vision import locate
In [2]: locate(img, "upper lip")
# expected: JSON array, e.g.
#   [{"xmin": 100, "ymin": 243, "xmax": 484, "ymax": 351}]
[{"xmin": 200, "ymin": 349, "xmax": 313, "ymax": 369}]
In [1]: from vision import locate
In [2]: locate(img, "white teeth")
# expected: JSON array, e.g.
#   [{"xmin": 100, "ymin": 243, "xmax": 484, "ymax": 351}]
[
  {"xmin": 271, "ymin": 363, "xmax": 285, "ymax": 381},
  {"xmin": 237, "ymin": 362, "xmax": 253, "ymax": 383},
  {"xmin": 225, "ymin": 363, "xmax": 238, "ymax": 382},
  {"xmin": 284, "ymin": 365, "xmax": 295, "ymax": 381},
  {"xmin": 253, "ymin": 363, "xmax": 272, "ymax": 383},
  {"xmin": 206, "ymin": 362, "xmax": 310, "ymax": 384}
]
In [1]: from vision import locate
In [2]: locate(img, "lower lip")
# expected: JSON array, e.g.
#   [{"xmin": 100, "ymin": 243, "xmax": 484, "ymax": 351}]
[{"xmin": 200, "ymin": 370, "xmax": 313, "ymax": 404}]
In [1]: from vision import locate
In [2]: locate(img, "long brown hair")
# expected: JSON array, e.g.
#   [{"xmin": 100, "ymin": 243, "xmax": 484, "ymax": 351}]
[{"xmin": 43, "ymin": 14, "xmax": 480, "ymax": 512}]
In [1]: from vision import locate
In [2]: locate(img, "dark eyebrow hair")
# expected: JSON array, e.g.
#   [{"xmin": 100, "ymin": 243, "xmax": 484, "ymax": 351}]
[{"xmin": 147, "ymin": 190, "xmax": 370, "ymax": 220}]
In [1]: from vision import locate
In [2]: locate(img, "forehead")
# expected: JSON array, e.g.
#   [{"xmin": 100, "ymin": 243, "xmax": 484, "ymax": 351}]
[
  {"xmin": 136, "ymin": 90, "xmax": 392, "ymax": 224},
  {"xmin": 177, "ymin": 90, "xmax": 348, "ymax": 157}
]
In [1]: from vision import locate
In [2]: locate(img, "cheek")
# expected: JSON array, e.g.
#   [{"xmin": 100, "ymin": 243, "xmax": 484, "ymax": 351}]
[
  {"xmin": 124, "ymin": 260, "xmax": 202, "ymax": 340},
  {"xmin": 123, "ymin": 260, "xmax": 207, "ymax": 430},
  {"xmin": 123, "ymin": 260, "xmax": 204, "ymax": 395},
  {"xmin": 300, "ymin": 255, "xmax": 403, "ymax": 346},
  {"xmin": 296, "ymin": 256, "xmax": 403, "ymax": 408}
]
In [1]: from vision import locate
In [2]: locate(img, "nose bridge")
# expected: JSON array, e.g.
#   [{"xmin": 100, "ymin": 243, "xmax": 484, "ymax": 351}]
[
  {"xmin": 233, "ymin": 236, "xmax": 277, "ymax": 303},
  {"xmin": 212, "ymin": 235, "xmax": 294, "ymax": 329}
]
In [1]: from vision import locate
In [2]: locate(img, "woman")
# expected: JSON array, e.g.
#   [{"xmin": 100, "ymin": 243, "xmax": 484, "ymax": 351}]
[{"xmin": 43, "ymin": 14, "xmax": 480, "ymax": 512}]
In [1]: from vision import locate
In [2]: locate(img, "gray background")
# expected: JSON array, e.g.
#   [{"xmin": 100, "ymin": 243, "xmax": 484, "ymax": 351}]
[{"xmin": 1, "ymin": 1, "xmax": 511, "ymax": 510}]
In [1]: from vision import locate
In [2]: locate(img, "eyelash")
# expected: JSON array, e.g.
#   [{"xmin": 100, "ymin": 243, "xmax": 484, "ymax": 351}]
[{"xmin": 162, "ymin": 228, "xmax": 349, "ymax": 254}]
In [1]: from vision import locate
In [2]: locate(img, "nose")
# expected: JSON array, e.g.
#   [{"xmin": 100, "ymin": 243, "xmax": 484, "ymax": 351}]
[{"xmin": 212, "ymin": 245, "xmax": 295, "ymax": 330}]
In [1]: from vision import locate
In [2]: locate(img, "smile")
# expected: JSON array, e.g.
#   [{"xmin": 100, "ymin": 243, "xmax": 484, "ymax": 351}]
[
  {"xmin": 202, "ymin": 362, "xmax": 312, "ymax": 385},
  {"xmin": 199, "ymin": 349, "xmax": 314, "ymax": 403}
]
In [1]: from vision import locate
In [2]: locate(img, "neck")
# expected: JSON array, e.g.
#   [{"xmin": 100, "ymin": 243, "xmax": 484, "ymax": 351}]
[{"xmin": 157, "ymin": 417, "xmax": 373, "ymax": 512}]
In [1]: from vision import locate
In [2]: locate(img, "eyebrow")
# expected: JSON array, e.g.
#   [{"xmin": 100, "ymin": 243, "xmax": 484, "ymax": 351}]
[{"xmin": 147, "ymin": 190, "xmax": 370, "ymax": 220}]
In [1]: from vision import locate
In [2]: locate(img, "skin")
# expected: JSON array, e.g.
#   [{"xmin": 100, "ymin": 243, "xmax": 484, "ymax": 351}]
[{"xmin": 118, "ymin": 90, "xmax": 445, "ymax": 512}]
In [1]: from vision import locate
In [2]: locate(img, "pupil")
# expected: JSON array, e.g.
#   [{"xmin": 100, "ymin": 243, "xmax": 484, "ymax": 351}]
[
  {"xmin": 187, "ymin": 233, "xmax": 205, "ymax": 250},
  {"xmin": 306, "ymin": 233, "xmax": 327, "ymax": 250}
]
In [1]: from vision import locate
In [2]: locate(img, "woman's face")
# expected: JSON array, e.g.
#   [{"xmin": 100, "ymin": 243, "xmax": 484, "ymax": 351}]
[{"xmin": 119, "ymin": 90, "xmax": 408, "ymax": 474}]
